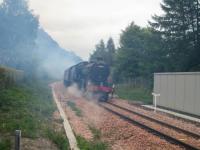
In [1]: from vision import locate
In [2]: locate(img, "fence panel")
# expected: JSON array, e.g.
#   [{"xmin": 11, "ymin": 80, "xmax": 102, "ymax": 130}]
[{"xmin": 0, "ymin": 66, "xmax": 24, "ymax": 89}]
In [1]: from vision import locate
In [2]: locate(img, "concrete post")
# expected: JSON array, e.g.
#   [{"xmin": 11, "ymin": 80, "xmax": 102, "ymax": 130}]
[{"xmin": 15, "ymin": 130, "xmax": 21, "ymax": 150}]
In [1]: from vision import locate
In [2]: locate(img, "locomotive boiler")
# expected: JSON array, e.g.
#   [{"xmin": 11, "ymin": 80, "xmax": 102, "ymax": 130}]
[{"xmin": 63, "ymin": 59, "xmax": 113, "ymax": 101}]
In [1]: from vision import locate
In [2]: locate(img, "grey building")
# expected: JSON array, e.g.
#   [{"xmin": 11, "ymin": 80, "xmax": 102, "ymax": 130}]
[{"xmin": 153, "ymin": 72, "xmax": 200, "ymax": 116}]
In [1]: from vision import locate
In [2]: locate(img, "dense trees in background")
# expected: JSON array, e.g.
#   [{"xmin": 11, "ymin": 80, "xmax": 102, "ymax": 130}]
[
  {"xmin": 90, "ymin": 23, "xmax": 166, "ymax": 83},
  {"xmin": 150, "ymin": 0, "xmax": 200, "ymax": 71},
  {"xmin": 90, "ymin": 0, "xmax": 200, "ymax": 84},
  {"xmin": 0, "ymin": 0, "xmax": 39, "ymax": 73},
  {"xmin": 113, "ymin": 23, "xmax": 165, "ymax": 82}
]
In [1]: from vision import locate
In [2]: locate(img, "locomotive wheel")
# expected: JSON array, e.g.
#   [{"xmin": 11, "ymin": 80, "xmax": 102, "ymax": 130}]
[{"xmin": 98, "ymin": 92, "xmax": 109, "ymax": 102}]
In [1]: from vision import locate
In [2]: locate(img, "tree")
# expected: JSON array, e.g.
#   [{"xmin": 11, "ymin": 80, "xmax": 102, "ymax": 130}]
[
  {"xmin": 90, "ymin": 39, "xmax": 107, "ymax": 62},
  {"xmin": 150, "ymin": 0, "xmax": 200, "ymax": 71},
  {"xmin": 106, "ymin": 37, "xmax": 116, "ymax": 66}
]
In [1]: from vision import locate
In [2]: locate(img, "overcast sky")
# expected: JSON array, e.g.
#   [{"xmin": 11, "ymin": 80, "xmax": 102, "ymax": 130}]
[{"xmin": 29, "ymin": 0, "xmax": 163, "ymax": 60}]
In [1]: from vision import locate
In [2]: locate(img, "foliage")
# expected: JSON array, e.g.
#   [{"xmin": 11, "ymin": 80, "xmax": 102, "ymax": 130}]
[
  {"xmin": 67, "ymin": 101, "xmax": 82, "ymax": 117},
  {"xmin": 105, "ymin": 0, "xmax": 200, "ymax": 85},
  {"xmin": 150, "ymin": 0, "xmax": 200, "ymax": 71},
  {"xmin": 46, "ymin": 128, "xmax": 69, "ymax": 150},
  {"xmin": 113, "ymin": 22, "xmax": 164, "ymax": 82}
]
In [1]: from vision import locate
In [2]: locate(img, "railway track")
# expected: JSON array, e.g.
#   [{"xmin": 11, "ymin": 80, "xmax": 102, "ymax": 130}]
[{"xmin": 99, "ymin": 102, "xmax": 200, "ymax": 150}]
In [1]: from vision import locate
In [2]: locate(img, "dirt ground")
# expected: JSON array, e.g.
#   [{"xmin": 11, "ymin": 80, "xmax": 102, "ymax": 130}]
[{"xmin": 21, "ymin": 138, "xmax": 58, "ymax": 150}]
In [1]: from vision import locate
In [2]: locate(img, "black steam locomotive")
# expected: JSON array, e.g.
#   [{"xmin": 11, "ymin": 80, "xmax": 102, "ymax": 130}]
[{"xmin": 63, "ymin": 60, "xmax": 113, "ymax": 101}]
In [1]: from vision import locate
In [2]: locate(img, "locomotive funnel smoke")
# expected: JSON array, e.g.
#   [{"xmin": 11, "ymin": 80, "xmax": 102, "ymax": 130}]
[
  {"xmin": 65, "ymin": 84, "xmax": 83, "ymax": 98},
  {"xmin": 35, "ymin": 28, "xmax": 82, "ymax": 79}
]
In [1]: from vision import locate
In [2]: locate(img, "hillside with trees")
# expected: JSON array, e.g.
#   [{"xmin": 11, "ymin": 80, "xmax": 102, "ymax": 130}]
[{"xmin": 0, "ymin": 0, "xmax": 81, "ymax": 78}]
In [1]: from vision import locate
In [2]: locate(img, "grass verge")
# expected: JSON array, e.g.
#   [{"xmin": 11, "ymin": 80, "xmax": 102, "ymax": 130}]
[
  {"xmin": 0, "ymin": 79, "xmax": 69, "ymax": 149},
  {"xmin": 0, "ymin": 81, "xmax": 55, "ymax": 137},
  {"xmin": 116, "ymin": 85, "xmax": 152, "ymax": 104}
]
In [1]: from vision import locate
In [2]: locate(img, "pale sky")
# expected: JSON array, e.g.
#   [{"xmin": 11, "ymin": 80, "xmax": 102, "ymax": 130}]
[{"xmin": 29, "ymin": 0, "xmax": 162, "ymax": 60}]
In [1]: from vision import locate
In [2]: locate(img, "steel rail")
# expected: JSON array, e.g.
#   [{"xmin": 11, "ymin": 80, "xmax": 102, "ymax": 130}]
[
  {"xmin": 107, "ymin": 102, "xmax": 200, "ymax": 139},
  {"xmin": 99, "ymin": 103, "xmax": 200, "ymax": 150}
]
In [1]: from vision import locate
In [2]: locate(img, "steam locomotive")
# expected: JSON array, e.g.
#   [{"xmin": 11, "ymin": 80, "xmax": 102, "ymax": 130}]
[{"xmin": 63, "ymin": 60, "xmax": 113, "ymax": 101}]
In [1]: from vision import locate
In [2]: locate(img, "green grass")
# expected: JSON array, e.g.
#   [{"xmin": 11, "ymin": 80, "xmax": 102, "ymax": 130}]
[
  {"xmin": 0, "ymin": 81, "xmax": 55, "ymax": 138},
  {"xmin": 88, "ymin": 126, "xmax": 101, "ymax": 140},
  {"xmin": 76, "ymin": 126, "xmax": 108, "ymax": 150},
  {"xmin": 0, "ymin": 78, "xmax": 69, "ymax": 149},
  {"xmin": 116, "ymin": 85, "xmax": 152, "ymax": 104},
  {"xmin": 46, "ymin": 128, "xmax": 69, "ymax": 150},
  {"xmin": 67, "ymin": 101, "xmax": 82, "ymax": 117},
  {"xmin": 76, "ymin": 135, "xmax": 108, "ymax": 150}
]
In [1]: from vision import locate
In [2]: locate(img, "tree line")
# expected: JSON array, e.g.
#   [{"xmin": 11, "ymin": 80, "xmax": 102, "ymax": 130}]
[{"xmin": 90, "ymin": 0, "xmax": 200, "ymax": 83}]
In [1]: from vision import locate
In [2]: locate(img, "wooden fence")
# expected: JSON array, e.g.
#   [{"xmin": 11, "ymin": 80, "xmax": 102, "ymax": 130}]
[
  {"xmin": 117, "ymin": 77, "xmax": 153, "ymax": 89},
  {"xmin": 0, "ymin": 66, "xmax": 24, "ymax": 89}
]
